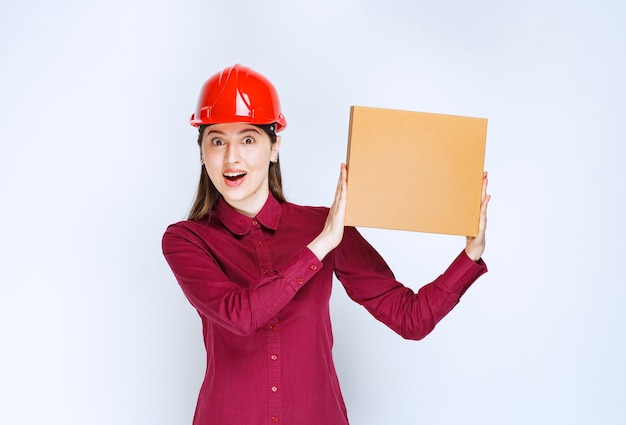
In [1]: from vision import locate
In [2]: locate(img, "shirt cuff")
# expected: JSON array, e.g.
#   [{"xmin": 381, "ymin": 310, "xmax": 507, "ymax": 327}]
[
  {"xmin": 436, "ymin": 250, "xmax": 488, "ymax": 296},
  {"xmin": 277, "ymin": 247, "xmax": 324, "ymax": 291}
]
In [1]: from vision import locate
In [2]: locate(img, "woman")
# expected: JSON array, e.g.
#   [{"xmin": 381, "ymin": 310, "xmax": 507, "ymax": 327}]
[{"xmin": 162, "ymin": 64, "xmax": 490, "ymax": 425}]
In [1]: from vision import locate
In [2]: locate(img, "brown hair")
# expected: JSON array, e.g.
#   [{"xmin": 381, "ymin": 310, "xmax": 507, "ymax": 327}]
[{"xmin": 187, "ymin": 124, "xmax": 286, "ymax": 220}]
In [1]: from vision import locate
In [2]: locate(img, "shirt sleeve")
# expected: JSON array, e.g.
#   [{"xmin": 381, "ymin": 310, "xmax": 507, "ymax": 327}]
[
  {"xmin": 333, "ymin": 226, "xmax": 488, "ymax": 340},
  {"xmin": 162, "ymin": 224, "xmax": 323, "ymax": 336}
]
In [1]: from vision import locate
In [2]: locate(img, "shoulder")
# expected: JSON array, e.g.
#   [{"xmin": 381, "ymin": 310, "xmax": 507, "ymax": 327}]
[
  {"xmin": 282, "ymin": 200, "xmax": 328, "ymax": 214},
  {"xmin": 164, "ymin": 217, "xmax": 215, "ymax": 234},
  {"xmin": 162, "ymin": 217, "xmax": 222, "ymax": 249},
  {"xmin": 281, "ymin": 201, "xmax": 329, "ymax": 223}
]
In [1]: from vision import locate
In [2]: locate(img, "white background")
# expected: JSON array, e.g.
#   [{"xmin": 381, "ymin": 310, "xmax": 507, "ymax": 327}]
[{"xmin": 1, "ymin": 0, "xmax": 625, "ymax": 424}]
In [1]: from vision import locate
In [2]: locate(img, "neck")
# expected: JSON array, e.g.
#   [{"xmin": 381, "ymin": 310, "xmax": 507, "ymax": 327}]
[{"xmin": 227, "ymin": 191, "xmax": 270, "ymax": 218}]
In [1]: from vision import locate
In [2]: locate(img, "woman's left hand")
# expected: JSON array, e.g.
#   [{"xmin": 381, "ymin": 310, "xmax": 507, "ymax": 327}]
[{"xmin": 465, "ymin": 172, "xmax": 491, "ymax": 262}]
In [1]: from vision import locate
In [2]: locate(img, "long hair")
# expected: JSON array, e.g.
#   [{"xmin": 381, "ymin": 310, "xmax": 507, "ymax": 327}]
[{"xmin": 187, "ymin": 124, "xmax": 285, "ymax": 220}]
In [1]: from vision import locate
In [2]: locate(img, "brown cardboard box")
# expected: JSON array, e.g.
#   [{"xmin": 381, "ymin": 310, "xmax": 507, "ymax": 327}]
[{"xmin": 345, "ymin": 106, "xmax": 487, "ymax": 236}]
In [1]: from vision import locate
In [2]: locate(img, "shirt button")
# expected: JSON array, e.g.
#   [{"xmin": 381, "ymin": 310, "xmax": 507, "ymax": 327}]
[
  {"xmin": 258, "ymin": 241, "xmax": 264, "ymax": 247},
  {"xmin": 271, "ymin": 354, "xmax": 278, "ymax": 361},
  {"xmin": 272, "ymin": 417, "xmax": 279, "ymax": 423},
  {"xmin": 271, "ymin": 386, "xmax": 278, "ymax": 392},
  {"xmin": 297, "ymin": 277, "xmax": 303, "ymax": 284},
  {"xmin": 269, "ymin": 324, "xmax": 277, "ymax": 331},
  {"xmin": 263, "ymin": 269, "xmax": 269, "ymax": 275},
  {"xmin": 252, "ymin": 220, "xmax": 258, "ymax": 226},
  {"xmin": 310, "ymin": 264, "xmax": 317, "ymax": 270}
]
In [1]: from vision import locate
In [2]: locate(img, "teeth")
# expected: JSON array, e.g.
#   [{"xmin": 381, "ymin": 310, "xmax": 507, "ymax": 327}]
[{"xmin": 224, "ymin": 171, "xmax": 246, "ymax": 181}]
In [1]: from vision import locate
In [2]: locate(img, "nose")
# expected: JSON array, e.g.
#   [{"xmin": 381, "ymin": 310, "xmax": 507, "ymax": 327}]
[{"xmin": 224, "ymin": 142, "xmax": 240, "ymax": 164}]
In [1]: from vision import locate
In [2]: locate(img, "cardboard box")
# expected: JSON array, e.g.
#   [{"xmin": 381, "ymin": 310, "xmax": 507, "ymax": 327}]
[{"xmin": 345, "ymin": 106, "xmax": 487, "ymax": 237}]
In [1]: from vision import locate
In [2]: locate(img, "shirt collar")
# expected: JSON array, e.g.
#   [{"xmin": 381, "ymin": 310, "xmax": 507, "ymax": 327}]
[{"xmin": 215, "ymin": 194, "xmax": 282, "ymax": 235}]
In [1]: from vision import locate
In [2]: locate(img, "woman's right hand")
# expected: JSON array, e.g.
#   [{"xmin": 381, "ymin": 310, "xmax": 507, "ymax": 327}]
[{"xmin": 307, "ymin": 163, "xmax": 348, "ymax": 261}]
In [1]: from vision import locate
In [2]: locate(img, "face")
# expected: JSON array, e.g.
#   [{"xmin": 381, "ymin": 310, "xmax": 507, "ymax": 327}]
[{"xmin": 201, "ymin": 122, "xmax": 281, "ymax": 217}]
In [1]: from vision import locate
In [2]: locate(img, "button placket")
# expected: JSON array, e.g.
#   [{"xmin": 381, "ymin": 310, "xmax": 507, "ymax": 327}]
[
  {"xmin": 249, "ymin": 219, "xmax": 273, "ymax": 278},
  {"xmin": 267, "ymin": 319, "xmax": 281, "ymax": 424},
  {"xmin": 250, "ymin": 217, "xmax": 283, "ymax": 423}
]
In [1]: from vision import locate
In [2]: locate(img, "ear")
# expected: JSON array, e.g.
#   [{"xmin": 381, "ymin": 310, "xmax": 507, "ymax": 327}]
[
  {"xmin": 271, "ymin": 135, "xmax": 282, "ymax": 161},
  {"xmin": 199, "ymin": 134, "xmax": 207, "ymax": 164}
]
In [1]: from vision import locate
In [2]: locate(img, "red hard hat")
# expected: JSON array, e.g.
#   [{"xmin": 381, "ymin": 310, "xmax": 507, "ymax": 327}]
[{"xmin": 190, "ymin": 64, "xmax": 287, "ymax": 132}]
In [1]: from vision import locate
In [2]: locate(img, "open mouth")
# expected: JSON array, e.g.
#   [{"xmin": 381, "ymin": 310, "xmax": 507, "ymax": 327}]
[{"xmin": 224, "ymin": 171, "xmax": 247, "ymax": 182}]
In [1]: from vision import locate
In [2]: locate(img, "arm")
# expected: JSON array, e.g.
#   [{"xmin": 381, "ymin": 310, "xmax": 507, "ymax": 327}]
[
  {"xmin": 326, "ymin": 165, "xmax": 490, "ymax": 340},
  {"xmin": 162, "ymin": 226, "xmax": 322, "ymax": 336},
  {"xmin": 161, "ymin": 164, "xmax": 346, "ymax": 337},
  {"xmin": 334, "ymin": 228, "xmax": 487, "ymax": 340}
]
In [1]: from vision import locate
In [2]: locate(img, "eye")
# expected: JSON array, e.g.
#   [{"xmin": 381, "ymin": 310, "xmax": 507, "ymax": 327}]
[
  {"xmin": 211, "ymin": 138, "xmax": 224, "ymax": 146},
  {"xmin": 243, "ymin": 137, "xmax": 254, "ymax": 144}
]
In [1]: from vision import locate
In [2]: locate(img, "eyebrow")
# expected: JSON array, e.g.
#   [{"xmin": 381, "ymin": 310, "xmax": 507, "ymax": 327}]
[{"xmin": 205, "ymin": 127, "xmax": 261, "ymax": 136}]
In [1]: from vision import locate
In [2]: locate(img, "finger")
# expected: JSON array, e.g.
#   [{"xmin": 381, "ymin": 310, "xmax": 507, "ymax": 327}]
[
  {"xmin": 334, "ymin": 163, "xmax": 347, "ymax": 205},
  {"xmin": 482, "ymin": 194, "xmax": 491, "ymax": 212},
  {"xmin": 328, "ymin": 164, "xmax": 348, "ymax": 221},
  {"xmin": 334, "ymin": 164, "xmax": 344, "ymax": 195},
  {"xmin": 481, "ymin": 171, "xmax": 488, "ymax": 201},
  {"xmin": 478, "ymin": 195, "xmax": 490, "ymax": 232},
  {"xmin": 339, "ymin": 163, "xmax": 348, "ymax": 198}
]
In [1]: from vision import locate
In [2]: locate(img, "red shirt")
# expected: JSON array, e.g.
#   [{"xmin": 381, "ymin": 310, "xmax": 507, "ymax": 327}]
[{"xmin": 162, "ymin": 194, "xmax": 487, "ymax": 425}]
